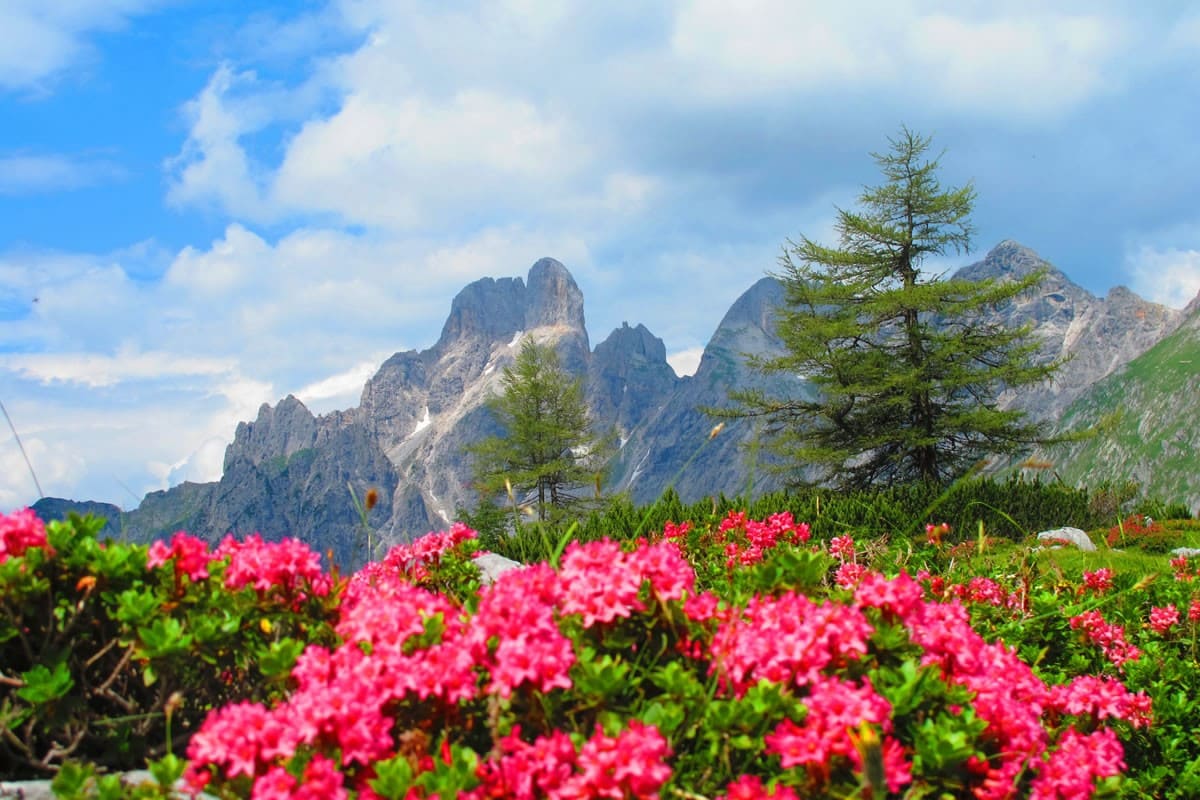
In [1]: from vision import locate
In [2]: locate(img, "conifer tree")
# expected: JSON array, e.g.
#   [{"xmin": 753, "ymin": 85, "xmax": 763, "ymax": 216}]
[
  {"xmin": 729, "ymin": 127, "xmax": 1059, "ymax": 489},
  {"xmin": 469, "ymin": 338, "xmax": 609, "ymax": 521}
]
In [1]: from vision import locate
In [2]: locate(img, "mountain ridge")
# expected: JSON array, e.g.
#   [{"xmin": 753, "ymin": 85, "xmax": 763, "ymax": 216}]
[{"xmin": 34, "ymin": 241, "xmax": 1196, "ymax": 555}]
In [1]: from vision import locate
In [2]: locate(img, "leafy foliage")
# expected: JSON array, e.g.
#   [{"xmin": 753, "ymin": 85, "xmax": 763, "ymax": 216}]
[{"xmin": 0, "ymin": 513, "xmax": 339, "ymax": 779}]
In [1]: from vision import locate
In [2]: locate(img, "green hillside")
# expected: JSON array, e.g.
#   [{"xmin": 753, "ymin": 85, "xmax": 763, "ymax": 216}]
[{"xmin": 1044, "ymin": 312, "xmax": 1199, "ymax": 512}]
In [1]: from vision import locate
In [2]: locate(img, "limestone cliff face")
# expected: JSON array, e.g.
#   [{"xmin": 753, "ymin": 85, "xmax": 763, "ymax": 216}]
[
  {"xmin": 605, "ymin": 277, "xmax": 809, "ymax": 503},
  {"xmin": 955, "ymin": 241, "xmax": 1182, "ymax": 420},
  {"xmin": 588, "ymin": 323, "xmax": 680, "ymax": 435},
  {"xmin": 99, "ymin": 243, "xmax": 1193, "ymax": 559}
]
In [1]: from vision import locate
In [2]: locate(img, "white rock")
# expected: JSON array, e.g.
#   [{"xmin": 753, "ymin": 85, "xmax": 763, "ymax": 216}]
[
  {"xmin": 1036, "ymin": 527, "xmax": 1096, "ymax": 551},
  {"xmin": 472, "ymin": 552, "xmax": 524, "ymax": 585}
]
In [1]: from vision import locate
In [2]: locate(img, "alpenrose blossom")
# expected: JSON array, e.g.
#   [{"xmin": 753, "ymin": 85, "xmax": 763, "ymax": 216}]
[
  {"xmin": 147, "ymin": 531, "xmax": 211, "ymax": 583},
  {"xmin": 0, "ymin": 507, "xmax": 50, "ymax": 562},
  {"xmin": 182, "ymin": 521, "xmax": 1151, "ymax": 800},
  {"xmin": 1147, "ymin": 604, "xmax": 1180, "ymax": 635},
  {"xmin": 1069, "ymin": 609, "xmax": 1142, "ymax": 668}
]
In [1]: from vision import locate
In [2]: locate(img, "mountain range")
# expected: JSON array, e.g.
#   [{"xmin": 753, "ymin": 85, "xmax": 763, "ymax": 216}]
[{"xmin": 35, "ymin": 241, "xmax": 1197, "ymax": 562}]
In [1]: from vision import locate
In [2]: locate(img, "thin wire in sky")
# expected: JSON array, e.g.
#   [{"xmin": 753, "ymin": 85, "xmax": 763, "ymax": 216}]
[{"xmin": 1, "ymin": 398, "xmax": 44, "ymax": 500}]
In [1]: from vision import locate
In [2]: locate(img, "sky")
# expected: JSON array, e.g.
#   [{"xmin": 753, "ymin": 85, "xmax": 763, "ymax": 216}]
[{"xmin": 2, "ymin": 1, "xmax": 1200, "ymax": 511}]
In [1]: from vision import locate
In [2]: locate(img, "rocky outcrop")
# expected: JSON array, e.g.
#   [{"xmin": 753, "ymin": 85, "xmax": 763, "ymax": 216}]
[
  {"xmin": 605, "ymin": 277, "xmax": 809, "ymax": 503},
  {"xmin": 956, "ymin": 241, "xmax": 1182, "ymax": 420},
  {"xmin": 32, "ymin": 498, "xmax": 124, "ymax": 539},
  {"xmin": 588, "ymin": 323, "xmax": 680, "ymax": 435}
]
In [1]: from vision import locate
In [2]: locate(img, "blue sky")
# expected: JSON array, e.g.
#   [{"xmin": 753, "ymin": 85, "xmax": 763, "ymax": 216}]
[{"xmin": 2, "ymin": 1, "xmax": 1199, "ymax": 510}]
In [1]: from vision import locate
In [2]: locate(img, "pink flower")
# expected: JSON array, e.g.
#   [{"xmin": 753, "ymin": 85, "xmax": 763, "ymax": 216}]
[
  {"xmin": 223, "ymin": 534, "xmax": 330, "ymax": 598},
  {"xmin": 764, "ymin": 676, "xmax": 892, "ymax": 770},
  {"xmin": 562, "ymin": 721, "xmax": 673, "ymax": 799},
  {"xmin": 0, "ymin": 508, "xmax": 49, "ymax": 562},
  {"xmin": 557, "ymin": 539, "xmax": 645, "ymax": 627},
  {"xmin": 473, "ymin": 727, "xmax": 578, "ymax": 799},
  {"xmin": 854, "ymin": 570, "xmax": 925, "ymax": 620},
  {"xmin": 374, "ymin": 522, "xmax": 477, "ymax": 582},
  {"xmin": 1147, "ymin": 604, "xmax": 1180, "ymax": 635},
  {"xmin": 710, "ymin": 594, "xmax": 873, "ymax": 695},
  {"xmin": 1049, "ymin": 675, "xmax": 1152, "ymax": 727},
  {"xmin": 660, "ymin": 520, "xmax": 692, "ymax": 541},
  {"xmin": 1189, "ymin": 599, "xmax": 1200, "ymax": 623},
  {"xmin": 834, "ymin": 561, "xmax": 868, "ymax": 589},
  {"xmin": 1029, "ymin": 727, "xmax": 1124, "ymax": 800},
  {"xmin": 186, "ymin": 701, "xmax": 276, "ymax": 780},
  {"xmin": 828, "ymin": 535, "xmax": 855, "ymax": 562},
  {"xmin": 635, "ymin": 539, "xmax": 696, "ymax": 603},
  {"xmin": 718, "ymin": 774, "xmax": 799, "ymax": 800},
  {"xmin": 1081, "ymin": 568, "xmax": 1113, "ymax": 595},
  {"xmin": 147, "ymin": 531, "xmax": 211, "ymax": 583},
  {"xmin": 1069, "ymin": 610, "xmax": 1141, "ymax": 668}
]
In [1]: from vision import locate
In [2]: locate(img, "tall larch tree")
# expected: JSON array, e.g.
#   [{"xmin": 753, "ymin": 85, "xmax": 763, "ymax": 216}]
[
  {"xmin": 728, "ymin": 126, "xmax": 1060, "ymax": 489},
  {"xmin": 469, "ymin": 338, "xmax": 609, "ymax": 522}
]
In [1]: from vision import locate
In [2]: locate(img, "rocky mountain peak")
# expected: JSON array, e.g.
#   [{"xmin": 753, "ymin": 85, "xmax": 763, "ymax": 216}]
[
  {"xmin": 525, "ymin": 257, "xmax": 586, "ymax": 334},
  {"xmin": 435, "ymin": 276, "xmax": 526, "ymax": 352},
  {"xmin": 958, "ymin": 240, "xmax": 1076, "ymax": 290},
  {"xmin": 595, "ymin": 322, "xmax": 667, "ymax": 364},
  {"xmin": 224, "ymin": 394, "xmax": 317, "ymax": 471}
]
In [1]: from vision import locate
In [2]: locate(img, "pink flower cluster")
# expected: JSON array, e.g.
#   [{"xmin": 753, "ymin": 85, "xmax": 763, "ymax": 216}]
[
  {"xmin": 1147, "ymin": 604, "xmax": 1180, "ymax": 635},
  {"xmin": 220, "ymin": 534, "xmax": 331, "ymax": 599},
  {"xmin": 0, "ymin": 507, "xmax": 50, "ymax": 563},
  {"xmin": 715, "ymin": 510, "xmax": 811, "ymax": 568},
  {"xmin": 949, "ymin": 576, "xmax": 1022, "ymax": 609},
  {"xmin": 827, "ymin": 535, "xmax": 871, "ymax": 588},
  {"xmin": 718, "ymin": 774, "xmax": 799, "ymax": 800},
  {"xmin": 147, "ymin": 531, "xmax": 211, "ymax": 583},
  {"xmin": 353, "ymin": 521, "xmax": 477, "ymax": 586},
  {"xmin": 1048, "ymin": 675, "xmax": 1151, "ymax": 726},
  {"xmin": 145, "ymin": 529, "xmax": 330, "ymax": 603},
  {"xmin": 181, "ymin": 517, "xmax": 1152, "ymax": 800},
  {"xmin": 468, "ymin": 721, "xmax": 672, "ymax": 799},
  {"xmin": 764, "ymin": 676, "xmax": 909, "ymax": 793},
  {"xmin": 888, "ymin": 570, "xmax": 1147, "ymax": 799},
  {"xmin": 707, "ymin": 590, "xmax": 873, "ymax": 694},
  {"xmin": 1081, "ymin": 568, "xmax": 1114, "ymax": 595},
  {"xmin": 1028, "ymin": 728, "xmax": 1125, "ymax": 800},
  {"xmin": 1069, "ymin": 609, "xmax": 1142, "ymax": 668},
  {"xmin": 186, "ymin": 531, "xmax": 695, "ymax": 797}
]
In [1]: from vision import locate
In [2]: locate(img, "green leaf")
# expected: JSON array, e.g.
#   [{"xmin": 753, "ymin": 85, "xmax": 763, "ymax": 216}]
[
  {"xmin": 148, "ymin": 753, "xmax": 186, "ymax": 790},
  {"xmin": 50, "ymin": 761, "xmax": 95, "ymax": 798},
  {"xmin": 17, "ymin": 659, "xmax": 74, "ymax": 704},
  {"xmin": 136, "ymin": 616, "xmax": 192, "ymax": 658},
  {"xmin": 259, "ymin": 637, "xmax": 306, "ymax": 678},
  {"xmin": 369, "ymin": 754, "xmax": 417, "ymax": 799}
]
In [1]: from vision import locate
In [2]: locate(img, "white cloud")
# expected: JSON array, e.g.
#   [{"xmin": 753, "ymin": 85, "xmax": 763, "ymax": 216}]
[
  {"xmin": 0, "ymin": 432, "xmax": 87, "ymax": 509},
  {"xmin": 666, "ymin": 1, "xmax": 1125, "ymax": 116},
  {"xmin": 0, "ymin": 153, "xmax": 123, "ymax": 195},
  {"xmin": 667, "ymin": 347, "xmax": 705, "ymax": 377},
  {"xmin": 165, "ymin": 437, "xmax": 228, "ymax": 487},
  {"xmin": 0, "ymin": 349, "xmax": 234, "ymax": 388},
  {"xmin": 165, "ymin": 66, "xmax": 272, "ymax": 219},
  {"xmin": 295, "ymin": 360, "xmax": 380, "ymax": 411},
  {"xmin": 0, "ymin": 0, "xmax": 164, "ymax": 91},
  {"xmin": 271, "ymin": 87, "xmax": 580, "ymax": 228},
  {"xmin": 1127, "ymin": 246, "xmax": 1200, "ymax": 309},
  {"xmin": 907, "ymin": 13, "xmax": 1119, "ymax": 114}
]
